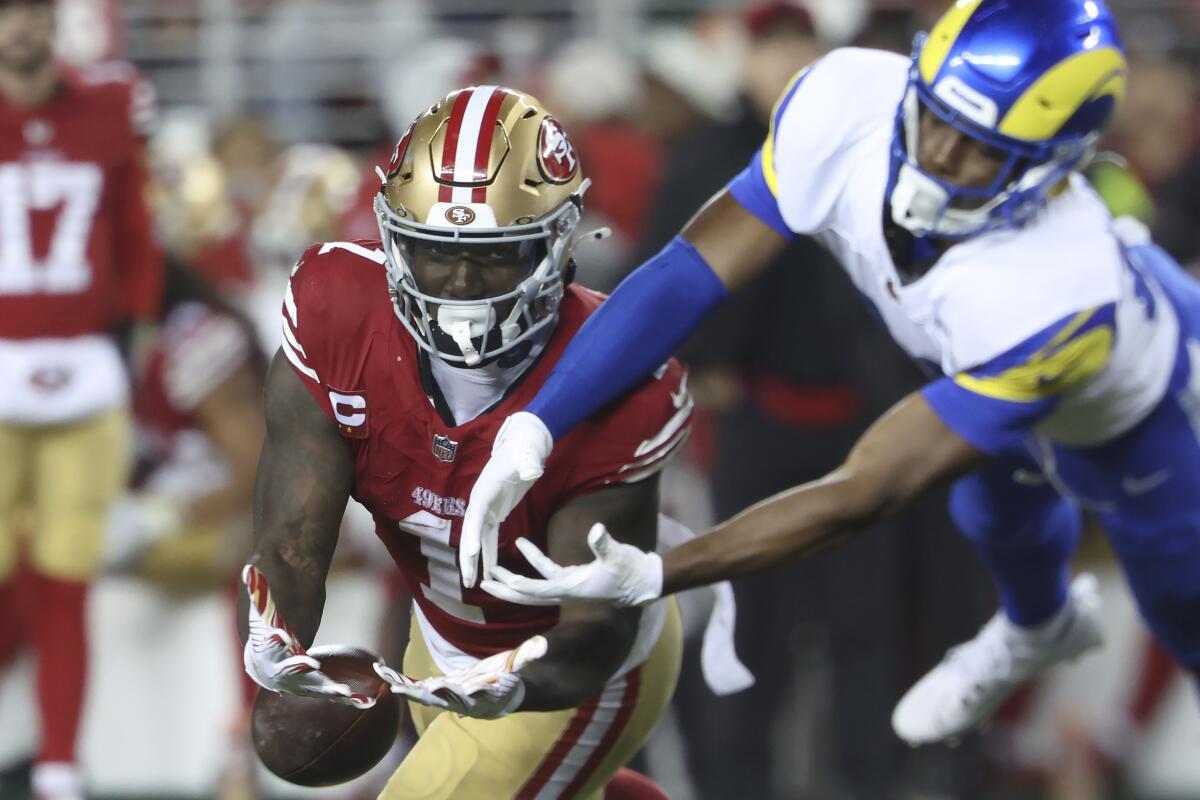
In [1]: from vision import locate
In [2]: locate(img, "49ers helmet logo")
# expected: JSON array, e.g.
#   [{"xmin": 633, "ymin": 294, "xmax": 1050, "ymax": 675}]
[
  {"xmin": 537, "ymin": 117, "xmax": 578, "ymax": 184},
  {"xmin": 445, "ymin": 205, "xmax": 476, "ymax": 225}
]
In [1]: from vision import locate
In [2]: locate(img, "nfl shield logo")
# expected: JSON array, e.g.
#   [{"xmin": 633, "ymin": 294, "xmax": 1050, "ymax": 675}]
[{"xmin": 432, "ymin": 434, "xmax": 458, "ymax": 463}]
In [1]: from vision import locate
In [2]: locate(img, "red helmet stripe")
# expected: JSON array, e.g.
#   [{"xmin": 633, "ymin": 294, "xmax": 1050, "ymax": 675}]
[{"xmin": 439, "ymin": 88, "xmax": 474, "ymax": 202}]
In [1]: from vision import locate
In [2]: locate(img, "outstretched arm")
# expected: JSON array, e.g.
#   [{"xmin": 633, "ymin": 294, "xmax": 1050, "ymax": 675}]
[
  {"xmin": 659, "ymin": 392, "xmax": 982, "ymax": 593},
  {"xmin": 460, "ymin": 193, "xmax": 788, "ymax": 587},
  {"xmin": 483, "ymin": 392, "xmax": 986, "ymax": 605},
  {"xmin": 530, "ymin": 192, "xmax": 788, "ymax": 439}
]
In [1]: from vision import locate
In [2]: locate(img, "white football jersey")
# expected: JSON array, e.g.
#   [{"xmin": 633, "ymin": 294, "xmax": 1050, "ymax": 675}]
[{"xmin": 753, "ymin": 47, "xmax": 1179, "ymax": 448}]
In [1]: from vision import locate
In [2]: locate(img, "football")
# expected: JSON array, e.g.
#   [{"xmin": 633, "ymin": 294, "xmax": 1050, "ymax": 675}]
[{"xmin": 250, "ymin": 645, "xmax": 401, "ymax": 786}]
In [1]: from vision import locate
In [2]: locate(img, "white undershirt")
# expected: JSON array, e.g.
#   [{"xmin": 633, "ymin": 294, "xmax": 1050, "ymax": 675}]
[{"xmin": 428, "ymin": 340, "xmax": 545, "ymax": 425}]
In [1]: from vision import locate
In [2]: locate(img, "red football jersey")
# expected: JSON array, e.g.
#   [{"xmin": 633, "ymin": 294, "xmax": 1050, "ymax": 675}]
[
  {"xmin": 284, "ymin": 240, "xmax": 691, "ymax": 657},
  {"xmin": 0, "ymin": 61, "xmax": 162, "ymax": 339},
  {"xmin": 134, "ymin": 301, "xmax": 256, "ymax": 459}
]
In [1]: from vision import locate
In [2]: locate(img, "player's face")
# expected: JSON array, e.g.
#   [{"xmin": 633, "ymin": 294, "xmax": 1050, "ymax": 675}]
[
  {"xmin": 0, "ymin": 0, "xmax": 53, "ymax": 74},
  {"xmin": 916, "ymin": 106, "xmax": 1009, "ymax": 204},
  {"xmin": 407, "ymin": 238, "xmax": 538, "ymax": 315}
]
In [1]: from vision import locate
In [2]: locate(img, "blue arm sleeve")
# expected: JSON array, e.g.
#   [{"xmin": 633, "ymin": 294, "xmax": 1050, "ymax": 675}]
[
  {"xmin": 922, "ymin": 378, "xmax": 1055, "ymax": 455},
  {"xmin": 527, "ymin": 236, "xmax": 728, "ymax": 440}
]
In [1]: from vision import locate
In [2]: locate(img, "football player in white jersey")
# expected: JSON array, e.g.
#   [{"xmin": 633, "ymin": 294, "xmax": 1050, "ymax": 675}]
[{"xmin": 462, "ymin": 0, "xmax": 1200, "ymax": 746}]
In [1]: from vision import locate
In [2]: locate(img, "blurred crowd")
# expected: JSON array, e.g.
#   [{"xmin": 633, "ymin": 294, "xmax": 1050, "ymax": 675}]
[{"xmin": 1, "ymin": 0, "xmax": 1199, "ymax": 799}]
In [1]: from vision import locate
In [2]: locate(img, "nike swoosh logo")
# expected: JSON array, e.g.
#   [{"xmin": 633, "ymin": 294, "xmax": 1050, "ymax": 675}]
[
  {"xmin": 1122, "ymin": 470, "xmax": 1171, "ymax": 496},
  {"xmin": 1012, "ymin": 469, "xmax": 1049, "ymax": 486}
]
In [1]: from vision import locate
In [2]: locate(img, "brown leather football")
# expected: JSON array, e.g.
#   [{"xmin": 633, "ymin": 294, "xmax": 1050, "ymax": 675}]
[{"xmin": 250, "ymin": 645, "xmax": 400, "ymax": 786}]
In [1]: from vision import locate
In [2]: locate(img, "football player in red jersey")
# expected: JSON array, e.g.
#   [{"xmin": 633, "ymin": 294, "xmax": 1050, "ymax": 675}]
[
  {"xmin": 0, "ymin": 2, "xmax": 162, "ymax": 798},
  {"xmin": 238, "ymin": 87, "xmax": 690, "ymax": 798},
  {"xmin": 115, "ymin": 262, "xmax": 264, "ymax": 591}
]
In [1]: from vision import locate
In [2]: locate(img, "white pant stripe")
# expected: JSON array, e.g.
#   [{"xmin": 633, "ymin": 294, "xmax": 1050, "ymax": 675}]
[{"xmin": 532, "ymin": 675, "xmax": 629, "ymax": 800}]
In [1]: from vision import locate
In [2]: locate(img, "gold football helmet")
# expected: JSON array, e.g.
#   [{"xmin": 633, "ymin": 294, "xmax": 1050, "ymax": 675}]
[{"xmin": 374, "ymin": 85, "xmax": 585, "ymax": 366}]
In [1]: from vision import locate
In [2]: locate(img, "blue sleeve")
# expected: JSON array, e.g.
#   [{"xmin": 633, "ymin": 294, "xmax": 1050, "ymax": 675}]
[
  {"xmin": 526, "ymin": 236, "xmax": 727, "ymax": 440},
  {"xmin": 727, "ymin": 154, "xmax": 794, "ymax": 239},
  {"xmin": 922, "ymin": 304, "xmax": 1117, "ymax": 455},
  {"xmin": 922, "ymin": 378, "xmax": 1055, "ymax": 455}
]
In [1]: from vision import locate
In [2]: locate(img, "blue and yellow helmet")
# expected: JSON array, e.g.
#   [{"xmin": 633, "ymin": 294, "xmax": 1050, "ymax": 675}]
[{"xmin": 888, "ymin": 0, "xmax": 1127, "ymax": 238}]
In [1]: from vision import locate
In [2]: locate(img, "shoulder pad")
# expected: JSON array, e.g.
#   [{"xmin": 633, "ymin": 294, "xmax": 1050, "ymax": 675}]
[
  {"xmin": 283, "ymin": 240, "xmax": 390, "ymax": 385},
  {"xmin": 767, "ymin": 48, "xmax": 908, "ymax": 232}
]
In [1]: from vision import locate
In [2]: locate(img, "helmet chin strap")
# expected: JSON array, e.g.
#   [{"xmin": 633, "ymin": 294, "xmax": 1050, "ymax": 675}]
[
  {"xmin": 890, "ymin": 162, "xmax": 954, "ymax": 234},
  {"xmin": 437, "ymin": 304, "xmax": 494, "ymax": 367},
  {"xmin": 891, "ymin": 155, "xmax": 1068, "ymax": 237}
]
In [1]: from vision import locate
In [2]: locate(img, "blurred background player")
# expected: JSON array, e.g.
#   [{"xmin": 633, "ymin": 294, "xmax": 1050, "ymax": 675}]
[
  {"xmin": 0, "ymin": 0, "xmax": 161, "ymax": 798},
  {"xmin": 108, "ymin": 261, "xmax": 266, "ymax": 798},
  {"xmin": 240, "ymin": 87, "xmax": 701, "ymax": 799},
  {"xmin": 110, "ymin": 260, "xmax": 264, "ymax": 593}
]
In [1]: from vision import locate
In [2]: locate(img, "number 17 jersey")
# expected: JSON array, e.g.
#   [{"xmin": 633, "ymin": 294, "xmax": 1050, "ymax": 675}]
[{"xmin": 0, "ymin": 62, "xmax": 161, "ymax": 340}]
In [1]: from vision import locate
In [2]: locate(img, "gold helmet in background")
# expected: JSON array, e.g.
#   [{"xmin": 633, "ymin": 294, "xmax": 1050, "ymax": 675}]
[{"xmin": 374, "ymin": 85, "xmax": 585, "ymax": 366}]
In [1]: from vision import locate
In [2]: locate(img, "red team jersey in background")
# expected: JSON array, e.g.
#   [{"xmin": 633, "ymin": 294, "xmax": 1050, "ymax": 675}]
[
  {"xmin": 0, "ymin": 61, "xmax": 160, "ymax": 339},
  {"xmin": 134, "ymin": 302, "xmax": 255, "ymax": 460},
  {"xmin": 284, "ymin": 240, "xmax": 691, "ymax": 658}
]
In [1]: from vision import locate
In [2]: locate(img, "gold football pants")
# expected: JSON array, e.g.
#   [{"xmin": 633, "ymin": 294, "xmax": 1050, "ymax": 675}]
[
  {"xmin": 381, "ymin": 602, "xmax": 682, "ymax": 800},
  {"xmin": 0, "ymin": 409, "xmax": 131, "ymax": 581}
]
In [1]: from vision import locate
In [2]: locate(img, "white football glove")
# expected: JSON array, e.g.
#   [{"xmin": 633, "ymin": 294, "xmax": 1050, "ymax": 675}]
[
  {"xmin": 459, "ymin": 412, "xmax": 554, "ymax": 588},
  {"xmin": 242, "ymin": 565, "xmax": 374, "ymax": 708},
  {"xmin": 481, "ymin": 523, "xmax": 663, "ymax": 608},
  {"xmin": 375, "ymin": 635, "xmax": 548, "ymax": 720}
]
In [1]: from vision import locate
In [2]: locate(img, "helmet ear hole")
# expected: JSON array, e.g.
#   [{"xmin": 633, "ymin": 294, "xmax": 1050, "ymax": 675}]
[{"xmin": 562, "ymin": 258, "xmax": 577, "ymax": 287}]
